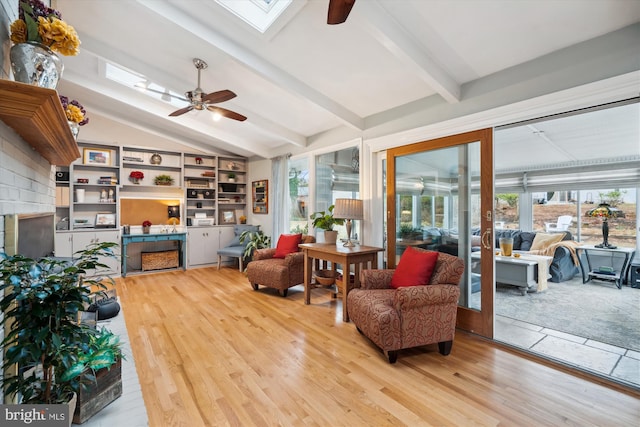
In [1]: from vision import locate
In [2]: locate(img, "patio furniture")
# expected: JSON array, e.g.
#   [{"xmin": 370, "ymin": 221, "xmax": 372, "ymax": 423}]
[{"xmin": 545, "ymin": 215, "xmax": 572, "ymax": 232}]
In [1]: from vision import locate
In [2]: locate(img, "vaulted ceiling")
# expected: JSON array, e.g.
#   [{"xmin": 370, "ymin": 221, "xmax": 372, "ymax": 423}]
[{"xmin": 55, "ymin": 0, "xmax": 640, "ymax": 159}]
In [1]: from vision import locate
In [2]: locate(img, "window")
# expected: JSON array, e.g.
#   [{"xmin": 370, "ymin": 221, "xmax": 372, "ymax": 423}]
[
  {"xmin": 288, "ymin": 157, "xmax": 309, "ymax": 234},
  {"xmin": 314, "ymin": 147, "xmax": 360, "ymax": 241}
]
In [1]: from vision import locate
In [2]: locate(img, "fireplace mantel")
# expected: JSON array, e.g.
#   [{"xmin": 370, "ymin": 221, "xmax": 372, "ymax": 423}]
[{"xmin": 0, "ymin": 79, "xmax": 80, "ymax": 166}]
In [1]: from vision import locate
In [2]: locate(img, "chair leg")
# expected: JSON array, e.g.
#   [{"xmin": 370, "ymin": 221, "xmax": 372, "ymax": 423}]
[
  {"xmin": 239, "ymin": 257, "xmax": 243, "ymax": 272},
  {"xmin": 438, "ymin": 340, "xmax": 453, "ymax": 355},
  {"xmin": 251, "ymin": 283, "xmax": 259, "ymax": 291},
  {"xmin": 385, "ymin": 350, "xmax": 398, "ymax": 364},
  {"xmin": 217, "ymin": 255, "xmax": 222, "ymax": 270},
  {"xmin": 278, "ymin": 288, "xmax": 288, "ymax": 297}
]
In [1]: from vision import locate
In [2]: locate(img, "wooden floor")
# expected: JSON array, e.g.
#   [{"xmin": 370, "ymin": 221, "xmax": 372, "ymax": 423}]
[{"xmin": 118, "ymin": 267, "xmax": 640, "ymax": 427}]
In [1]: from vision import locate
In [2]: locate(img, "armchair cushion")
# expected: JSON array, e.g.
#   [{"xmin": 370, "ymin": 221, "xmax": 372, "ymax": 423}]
[
  {"xmin": 390, "ymin": 246, "xmax": 438, "ymax": 288},
  {"xmin": 273, "ymin": 233, "xmax": 302, "ymax": 258}
]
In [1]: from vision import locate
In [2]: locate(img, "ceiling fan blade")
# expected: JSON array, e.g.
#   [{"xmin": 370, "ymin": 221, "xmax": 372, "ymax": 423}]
[
  {"xmin": 327, "ymin": 0, "xmax": 355, "ymax": 25},
  {"xmin": 202, "ymin": 89, "xmax": 237, "ymax": 104},
  {"xmin": 169, "ymin": 106, "xmax": 194, "ymax": 117},
  {"xmin": 136, "ymin": 85, "xmax": 190, "ymax": 102},
  {"xmin": 207, "ymin": 106, "xmax": 247, "ymax": 122}
]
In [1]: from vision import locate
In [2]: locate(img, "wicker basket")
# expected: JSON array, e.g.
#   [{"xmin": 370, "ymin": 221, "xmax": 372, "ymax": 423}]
[
  {"xmin": 314, "ymin": 269, "xmax": 338, "ymax": 285},
  {"xmin": 141, "ymin": 250, "xmax": 179, "ymax": 271}
]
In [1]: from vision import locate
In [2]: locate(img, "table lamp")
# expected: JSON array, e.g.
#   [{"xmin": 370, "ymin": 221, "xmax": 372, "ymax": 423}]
[
  {"xmin": 585, "ymin": 203, "xmax": 624, "ymax": 249},
  {"xmin": 333, "ymin": 198, "xmax": 364, "ymax": 247}
]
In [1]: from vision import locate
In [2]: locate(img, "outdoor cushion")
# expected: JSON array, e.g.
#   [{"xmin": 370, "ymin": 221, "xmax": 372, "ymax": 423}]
[{"xmin": 516, "ymin": 232, "xmax": 536, "ymax": 251}]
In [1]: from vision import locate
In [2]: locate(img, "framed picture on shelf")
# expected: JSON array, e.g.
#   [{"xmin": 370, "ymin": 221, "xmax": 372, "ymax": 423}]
[
  {"xmin": 95, "ymin": 213, "xmax": 116, "ymax": 228},
  {"xmin": 222, "ymin": 210, "xmax": 236, "ymax": 224},
  {"xmin": 83, "ymin": 148, "xmax": 111, "ymax": 166}
]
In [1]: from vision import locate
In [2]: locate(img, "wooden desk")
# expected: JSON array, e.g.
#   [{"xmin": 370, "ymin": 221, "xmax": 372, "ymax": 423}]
[{"xmin": 299, "ymin": 243, "xmax": 384, "ymax": 322}]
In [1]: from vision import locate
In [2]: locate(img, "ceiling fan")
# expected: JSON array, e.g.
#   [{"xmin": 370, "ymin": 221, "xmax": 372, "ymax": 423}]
[
  {"xmin": 141, "ymin": 58, "xmax": 246, "ymax": 122},
  {"xmin": 327, "ymin": 0, "xmax": 356, "ymax": 25}
]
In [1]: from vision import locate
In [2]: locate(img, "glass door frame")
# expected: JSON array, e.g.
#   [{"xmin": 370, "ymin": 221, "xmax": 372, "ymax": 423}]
[{"xmin": 386, "ymin": 128, "xmax": 494, "ymax": 338}]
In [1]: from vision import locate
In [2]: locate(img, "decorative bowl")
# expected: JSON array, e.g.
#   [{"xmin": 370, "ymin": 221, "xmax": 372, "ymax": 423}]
[{"xmin": 314, "ymin": 269, "xmax": 338, "ymax": 285}]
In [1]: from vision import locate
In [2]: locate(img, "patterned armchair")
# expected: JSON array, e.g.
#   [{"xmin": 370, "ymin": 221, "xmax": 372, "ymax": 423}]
[
  {"xmin": 246, "ymin": 235, "xmax": 315, "ymax": 297},
  {"xmin": 347, "ymin": 251, "xmax": 464, "ymax": 363}
]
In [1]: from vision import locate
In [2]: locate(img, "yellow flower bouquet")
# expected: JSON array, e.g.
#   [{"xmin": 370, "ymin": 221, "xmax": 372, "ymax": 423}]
[
  {"xmin": 10, "ymin": 0, "xmax": 80, "ymax": 56},
  {"xmin": 59, "ymin": 95, "xmax": 89, "ymax": 125}
]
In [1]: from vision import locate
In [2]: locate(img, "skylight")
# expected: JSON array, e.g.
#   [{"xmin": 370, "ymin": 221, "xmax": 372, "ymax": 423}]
[
  {"xmin": 105, "ymin": 62, "xmax": 186, "ymax": 109},
  {"xmin": 216, "ymin": 0, "xmax": 292, "ymax": 33}
]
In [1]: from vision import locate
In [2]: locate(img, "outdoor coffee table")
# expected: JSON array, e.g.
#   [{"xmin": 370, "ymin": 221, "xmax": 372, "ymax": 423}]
[{"xmin": 471, "ymin": 253, "xmax": 552, "ymax": 295}]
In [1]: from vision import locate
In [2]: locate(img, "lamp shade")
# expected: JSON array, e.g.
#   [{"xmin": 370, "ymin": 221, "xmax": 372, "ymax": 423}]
[
  {"xmin": 585, "ymin": 203, "xmax": 624, "ymax": 219},
  {"xmin": 333, "ymin": 198, "xmax": 364, "ymax": 220}
]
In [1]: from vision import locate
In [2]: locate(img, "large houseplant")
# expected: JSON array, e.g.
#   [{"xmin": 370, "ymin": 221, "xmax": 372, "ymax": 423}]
[
  {"xmin": 0, "ymin": 242, "xmax": 120, "ymax": 405},
  {"xmin": 310, "ymin": 204, "xmax": 344, "ymax": 244}
]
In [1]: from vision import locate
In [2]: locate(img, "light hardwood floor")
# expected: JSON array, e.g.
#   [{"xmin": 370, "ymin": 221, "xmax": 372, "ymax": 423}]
[{"xmin": 118, "ymin": 267, "xmax": 640, "ymax": 427}]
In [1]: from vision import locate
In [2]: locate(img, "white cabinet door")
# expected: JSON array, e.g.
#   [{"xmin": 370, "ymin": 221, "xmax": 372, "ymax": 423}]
[
  {"xmin": 54, "ymin": 232, "xmax": 74, "ymax": 258},
  {"xmin": 187, "ymin": 227, "xmax": 218, "ymax": 267},
  {"xmin": 218, "ymin": 226, "xmax": 235, "ymax": 248},
  {"xmin": 72, "ymin": 230, "xmax": 121, "ymax": 275}
]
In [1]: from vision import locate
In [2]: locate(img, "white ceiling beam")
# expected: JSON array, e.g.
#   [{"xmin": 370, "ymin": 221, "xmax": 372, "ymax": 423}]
[
  {"xmin": 136, "ymin": 0, "xmax": 365, "ymax": 131},
  {"xmin": 357, "ymin": 1, "xmax": 461, "ymax": 104}
]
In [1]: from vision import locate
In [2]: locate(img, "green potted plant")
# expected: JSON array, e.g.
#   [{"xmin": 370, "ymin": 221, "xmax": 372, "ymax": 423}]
[
  {"xmin": 72, "ymin": 327, "xmax": 125, "ymax": 424},
  {"xmin": 154, "ymin": 174, "xmax": 174, "ymax": 186},
  {"xmin": 239, "ymin": 230, "xmax": 271, "ymax": 263},
  {"xmin": 310, "ymin": 204, "xmax": 344, "ymax": 244},
  {"xmin": 227, "ymin": 172, "xmax": 236, "ymax": 183},
  {"xmin": 0, "ymin": 242, "xmax": 120, "ymax": 409}
]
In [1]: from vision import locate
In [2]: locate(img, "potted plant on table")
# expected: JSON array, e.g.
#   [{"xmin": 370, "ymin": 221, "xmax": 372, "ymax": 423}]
[
  {"xmin": 0, "ymin": 242, "xmax": 120, "ymax": 414},
  {"xmin": 310, "ymin": 204, "xmax": 344, "ymax": 244}
]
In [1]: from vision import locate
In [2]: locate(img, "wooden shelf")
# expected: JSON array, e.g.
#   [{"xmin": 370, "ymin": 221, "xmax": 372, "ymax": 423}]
[{"xmin": 0, "ymin": 79, "xmax": 80, "ymax": 165}]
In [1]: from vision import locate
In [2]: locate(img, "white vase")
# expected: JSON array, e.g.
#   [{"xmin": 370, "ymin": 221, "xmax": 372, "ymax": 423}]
[
  {"xmin": 10, "ymin": 42, "xmax": 63, "ymax": 89},
  {"xmin": 76, "ymin": 188, "xmax": 85, "ymax": 203}
]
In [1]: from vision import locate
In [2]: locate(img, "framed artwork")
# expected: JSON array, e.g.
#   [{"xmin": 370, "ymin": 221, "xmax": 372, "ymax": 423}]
[
  {"xmin": 83, "ymin": 148, "xmax": 111, "ymax": 165},
  {"xmin": 222, "ymin": 210, "xmax": 236, "ymax": 224},
  {"xmin": 252, "ymin": 180, "xmax": 268, "ymax": 214},
  {"xmin": 95, "ymin": 213, "xmax": 116, "ymax": 228}
]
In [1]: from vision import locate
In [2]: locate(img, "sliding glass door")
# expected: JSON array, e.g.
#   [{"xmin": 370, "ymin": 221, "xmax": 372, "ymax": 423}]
[{"xmin": 387, "ymin": 129, "xmax": 494, "ymax": 337}]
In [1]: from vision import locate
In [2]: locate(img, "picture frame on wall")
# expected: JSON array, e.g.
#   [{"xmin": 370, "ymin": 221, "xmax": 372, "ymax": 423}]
[
  {"xmin": 252, "ymin": 180, "xmax": 268, "ymax": 214},
  {"xmin": 222, "ymin": 210, "xmax": 236, "ymax": 224},
  {"xmin": 83, "ymin": 148, "xmax": 111, "ymax": 166}
]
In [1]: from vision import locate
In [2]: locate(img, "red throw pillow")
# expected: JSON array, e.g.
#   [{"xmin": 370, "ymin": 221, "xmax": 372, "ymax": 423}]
[
  {"xmin": 390, "ymin": 247, "xmax": 439, "ymax": 288},
  {"xmin": 273, "ymin": 233, "xmax": 303, "ymax": 258}
]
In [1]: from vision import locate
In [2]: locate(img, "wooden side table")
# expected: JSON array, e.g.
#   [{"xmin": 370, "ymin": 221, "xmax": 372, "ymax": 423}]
[{"xmin": 299, "ymin": 243, "xmax": 384, "ymax": 322}]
